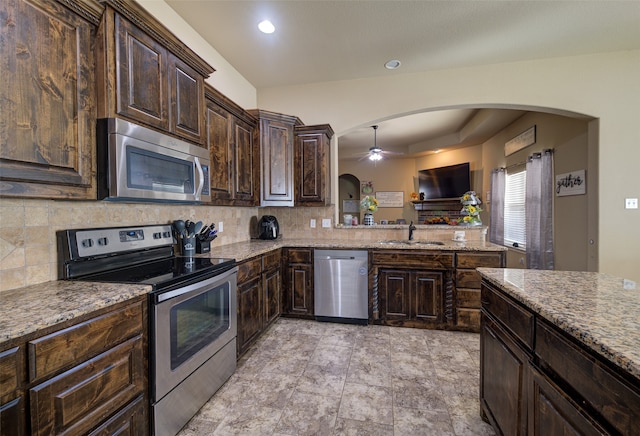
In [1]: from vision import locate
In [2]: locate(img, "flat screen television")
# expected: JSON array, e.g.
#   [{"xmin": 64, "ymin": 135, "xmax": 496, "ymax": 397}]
[{"xmin": 418, "ymin": 162, "xmax": 471, "ymax": 200}]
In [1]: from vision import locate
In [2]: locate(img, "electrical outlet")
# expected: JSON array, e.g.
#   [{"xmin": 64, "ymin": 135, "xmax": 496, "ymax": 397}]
[
  {"xmin": 623, "ymin": 279, "xmax": 636, "ymax": 290},
  {"xmin": 310, "ymin": 219, "xmax": 316, "ymax": 228},
  {"xmin": 322, "ymin": 218, "xmax": 331, "ymax": 228},
  {"xmin": 218, "ymin": 221, "xmax": 223, "ymax": 233},
  {"xmin": 625, "ymin": 198, "xmax": 638, "ymax": 209}
]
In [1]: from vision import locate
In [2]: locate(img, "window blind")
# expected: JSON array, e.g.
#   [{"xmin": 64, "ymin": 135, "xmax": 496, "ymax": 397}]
[{"xmin": 504, "ymin": 169, "xmax": 526, "ymax": 248}]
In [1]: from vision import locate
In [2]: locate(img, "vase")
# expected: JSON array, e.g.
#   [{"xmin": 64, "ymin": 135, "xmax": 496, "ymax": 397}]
[{"xmin": 363, "ymin": 212, "xmax": 374, "ymax": 226}]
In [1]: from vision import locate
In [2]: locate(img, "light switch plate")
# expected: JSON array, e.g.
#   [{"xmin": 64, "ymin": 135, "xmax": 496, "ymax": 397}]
[
  {"xmin": 623, "ymin": 279, "xmax": 636, "ymax": 290},
  {"xmin": 625, "ymin": 198, "xmax": 638, "ymax": 209},
  {"xmin": 310, "ymin": 219, "xmax": 316, "ymax": 228},
  {"xmin": 218, "ymin": 221, "xmax": 223, "ymax": 233},
  {"xmin": 322, "ymin": 218, "xmax": 331, "ymax": 228}
]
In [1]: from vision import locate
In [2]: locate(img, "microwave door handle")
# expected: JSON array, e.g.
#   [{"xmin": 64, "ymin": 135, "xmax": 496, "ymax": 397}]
[{"xmin": 194, "ymin": 157, "xmax": 204, "ymax": 200}]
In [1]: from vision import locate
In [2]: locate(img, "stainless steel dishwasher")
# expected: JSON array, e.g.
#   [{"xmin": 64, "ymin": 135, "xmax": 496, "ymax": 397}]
[{"xmin": 314, "ymin": 249, "xmax": 368, "ymax": 324}]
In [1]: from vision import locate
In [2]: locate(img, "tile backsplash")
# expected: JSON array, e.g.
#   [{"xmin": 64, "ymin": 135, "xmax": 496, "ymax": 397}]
[{"xmin": 0, "ymin": 200, "xmax": 485, "ymax": 293}]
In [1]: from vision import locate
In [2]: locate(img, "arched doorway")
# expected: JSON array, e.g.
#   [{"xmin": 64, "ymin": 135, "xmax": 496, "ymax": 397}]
[{"xmin": 338, "ymin": 173, "xmax": 360, "ymax": 225}]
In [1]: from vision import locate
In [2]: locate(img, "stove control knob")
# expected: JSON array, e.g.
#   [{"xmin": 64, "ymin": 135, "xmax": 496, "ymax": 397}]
[
  {"xmin": 97, "ymin": 237, "xmax": 108, "ymax": 246},
  {"xmin": 81, "ymin": 239, "xmax": 93, "ymax": 248},
  {"xmin": 162, "ymin": 231, "xmax": 171, "ymax": 238},
  {"xmin": 153, "ymin": 232, "xmax": 162, "ymax": 239}
]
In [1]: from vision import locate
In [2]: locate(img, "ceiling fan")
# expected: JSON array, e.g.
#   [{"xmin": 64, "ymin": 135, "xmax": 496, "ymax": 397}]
[{"xmin": 361, "ymin": 125, "xmax": 402, "ymax": 162}]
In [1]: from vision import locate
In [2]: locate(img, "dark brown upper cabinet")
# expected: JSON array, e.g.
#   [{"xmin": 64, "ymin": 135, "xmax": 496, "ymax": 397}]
[
  {"xmin": 0, "ymin": 0, "xmax": 103, "ymax": 200},
  {"xmin": 205, "ymin": 86, "xmax": 258, "ymax": 206},
  {"xmin": 96, "ymin": 0, "xmax": 214, "ymax": 146},
  {"xmin": 248, "ymin": 110, "xmax": 302, "ymax": 207},
  {"xmin": 294, "ymin": 124, "xmax": 334, "ymax": 206}
]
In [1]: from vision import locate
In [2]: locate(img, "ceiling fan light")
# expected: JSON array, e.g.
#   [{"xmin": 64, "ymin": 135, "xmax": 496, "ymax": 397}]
[{"xmin": 369, "ymin": 152, "xmax": 383, "ymax": 161}]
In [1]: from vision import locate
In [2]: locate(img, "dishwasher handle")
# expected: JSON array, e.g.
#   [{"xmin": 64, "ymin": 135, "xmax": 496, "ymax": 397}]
[{"xmin": 321, "ymin": 256, "xmax": 357, "ymax": 260}]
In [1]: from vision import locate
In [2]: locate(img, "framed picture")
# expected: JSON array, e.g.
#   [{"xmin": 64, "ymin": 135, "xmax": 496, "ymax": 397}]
[{"xmin": 375, "ymin": 191, "xmax": 404, "ymax": 207}]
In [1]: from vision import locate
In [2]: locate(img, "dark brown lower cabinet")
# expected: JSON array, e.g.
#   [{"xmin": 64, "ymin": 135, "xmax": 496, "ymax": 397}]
[
  {"xmin": 30, "ymin": 337, "xmax": 145, "ymax": 435},
  {"xmin": 480, "ymin": 315, "xmax": 529, "ymax": 436},
  {"xmin": 377, "ymin": 269, "xmax": 444, "ymax": 327},
  {"xmin": 0, "ymin": 297, "xmax": 148, "ymax": 436},
  {"xmin": 529, "ymin": 367, "xmax": 606, "ymax": 436},
  {"xmin": 481, "ymin": 279, "xmax": 640, "ymax": 436},
  {"xmin": 282, "ymin": 248, "xmax": 314, "ymax": 319},
  {"xmin": 237, "ymin": 251, "xmax": 282, "ymax": 356}
]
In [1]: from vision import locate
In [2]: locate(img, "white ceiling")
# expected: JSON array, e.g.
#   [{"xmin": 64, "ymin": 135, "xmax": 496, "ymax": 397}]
[{"xmin": 165, "ymin": 1, "xmax": 640, "ymax": 157}]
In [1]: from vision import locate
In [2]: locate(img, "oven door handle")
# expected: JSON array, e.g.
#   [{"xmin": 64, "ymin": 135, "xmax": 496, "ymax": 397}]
[
  {"xmin": 154, "ymin": 266, "xmax": 237, "ymax": 303},
  {"xmin": 194, "ymin": 157, "xmax": 204, "ymax": 201}
]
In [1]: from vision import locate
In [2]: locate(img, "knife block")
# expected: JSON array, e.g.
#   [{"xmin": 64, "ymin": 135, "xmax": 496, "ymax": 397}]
[{"xmin": 196, "ymin": 239, "xmax": 210, "ymax": 254}]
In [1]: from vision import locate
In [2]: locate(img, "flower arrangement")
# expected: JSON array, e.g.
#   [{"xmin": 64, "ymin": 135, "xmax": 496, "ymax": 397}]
[
  {"xmin": 360, "ymin": 195, "xmax": 379, "ymax": 213},
  {"xmin": 460, "ymin": 191, "xmax": 482, "ymax": 225}
]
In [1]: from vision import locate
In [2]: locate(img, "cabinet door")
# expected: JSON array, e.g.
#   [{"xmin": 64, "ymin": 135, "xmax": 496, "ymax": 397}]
[
  {"xmin": 413, "ymin": 271, "xmax": 443, "ymax": 323},
  {"xmin": 529, "ymin": 367, "xmax": 606, "ymax": 436},
  {"xmin": 295, "ymin": 133, "xmax": 325, "ymax": 205},
  {"xmin": 378, "ymin": 269, "xmax": 411, "ymax": 322},
  {"xmin": 206, "ymin": 102, "xmax": 233, "ymax": 202},
  {"xmin": 29, "ymin": 336, "xmax": 144, "ymax": 436},
  {"xmin": 114, "ymin": 14, "xmax": 169, "ymax": 131},
  {"xmin": 237, "ymin": 277, "xmax": 263, "ymax": 355},
  {"xmin": 169, "ymin": 54, "xmax": 204, "ymax": 145},
  {"xmin": 264, "ymin": 268, "xmax": 281, "ymax": 326},
  {"xmin": 260, "ymin": 119, "xmax": 294, "ymax": 206},
  {"xmin": 284, "ymin": 264, "xmax": 314, "ymax": 318},
  {"xmin": 233, "ymin": 117, "xmax": 257, "ymax": 204},
  {"xmin": 480, "ymin": 315, "xmax": 529, "ymax": 436},
  {"xmin": 0, "ymin": 0, "xmax": 96, "ymax": 199}
]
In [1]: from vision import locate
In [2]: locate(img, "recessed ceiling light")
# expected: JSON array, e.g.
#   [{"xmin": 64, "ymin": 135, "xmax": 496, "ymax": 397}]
[
  {"xmin": 258, "ymin": 20, "xmax": 275, "ymax": 34},
  {"xmin": 384, "ymin": 60, "xmax": 401, "ymax": 70}
]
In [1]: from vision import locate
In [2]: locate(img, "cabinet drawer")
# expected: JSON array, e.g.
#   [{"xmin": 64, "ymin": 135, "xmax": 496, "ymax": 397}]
[
  {"xmin": 87, "ymin": 394, "xmax": 147, "ymax": 436},
  {"xmin": 28, "ymin": 301, "xmax": 143, "ymax": 382},
  {"xmin": 536, "ymin": 319, "xmax": 640, "ymax": 435},
  {"xmin": 457, "ymin": 252, "xmax": 503, "ymax": 268},
  {"xmin": 262, "ymin": 250, "xmax": 281, "ymax": 271},
  {"xmin": 238, "ymin": 257, "xmax": 262, "ymax": 283},
  {"xmin": 373, "ymin": 250, "xmax": 454, "ymax": 269},
  {"xmin": 457, "ymin": 288, "xmax": 481, "ymax": 309},
  {"xmin": 456, "ymin": 269, "xmax": 481, "ymax": 289},
  {"xmin": 288, "ymin": 248, "xmax": 312, "ymax": 264},
  {"xmin": 0, "ymin": 346, "xmax": 24, "ymax": 400},
  {"xmin": 481, "ymin": 283, "xmax": 533, "ymax": 350},
  {"xmin": 30, "ymin": 336, "xmax": 145, "ymax": 436}
]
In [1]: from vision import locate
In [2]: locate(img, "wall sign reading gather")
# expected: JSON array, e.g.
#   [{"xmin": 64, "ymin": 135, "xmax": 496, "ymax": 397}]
[{"xmin": 556, "ymin": 170, "xmax": 586, "ymax": 196}]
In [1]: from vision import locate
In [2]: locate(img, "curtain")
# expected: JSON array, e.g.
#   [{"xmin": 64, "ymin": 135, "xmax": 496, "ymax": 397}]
[
  {"xmin": 526, "ymin": 149, "xmax": 554, "ymax": 269},
  {"xmin": 489, "ymin": 168, "xmax": 505, "ymax": 245}
]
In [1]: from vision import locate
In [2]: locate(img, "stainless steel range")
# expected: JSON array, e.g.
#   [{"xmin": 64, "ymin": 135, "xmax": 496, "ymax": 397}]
[{"xmin": 58, "ymin": 224, "xmax": 237, "ymax": 436}]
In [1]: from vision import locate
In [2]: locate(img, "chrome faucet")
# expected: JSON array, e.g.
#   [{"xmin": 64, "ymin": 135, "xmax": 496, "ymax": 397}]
[{"xmin": 408, "ymin": 221, "xmax": 416, "ymax": 240}]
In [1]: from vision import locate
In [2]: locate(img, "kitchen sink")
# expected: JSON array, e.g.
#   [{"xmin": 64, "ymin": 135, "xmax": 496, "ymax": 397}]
[{"xmin": 378, "ymin": 240, "xmax": 445, "ymax": 246}]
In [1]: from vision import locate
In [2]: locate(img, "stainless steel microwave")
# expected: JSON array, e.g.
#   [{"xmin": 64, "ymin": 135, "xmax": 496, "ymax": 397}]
[{"xmin": 97, "ymin": 118, "xmax": 211, "ymax": 203}]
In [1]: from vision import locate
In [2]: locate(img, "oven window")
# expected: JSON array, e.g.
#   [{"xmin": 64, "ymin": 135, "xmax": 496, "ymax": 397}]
[
  {"xmin": 169, "ymin": 282, "xmax": 230, "ymax": 369},
  {"xmin": 127, "ymin": 146, "xmax": 194, "ymax": 194}
]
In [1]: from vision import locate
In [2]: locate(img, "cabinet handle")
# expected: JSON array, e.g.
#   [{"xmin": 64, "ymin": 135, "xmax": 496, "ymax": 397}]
[{"xmin": 481, "ymin": 300, "xmax": 490, "ymax": 305}]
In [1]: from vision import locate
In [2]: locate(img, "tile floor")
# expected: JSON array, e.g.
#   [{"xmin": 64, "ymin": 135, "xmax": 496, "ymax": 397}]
[{"xmin": 177, "ymin": 318, "xmax": 496, "ymax": 435}]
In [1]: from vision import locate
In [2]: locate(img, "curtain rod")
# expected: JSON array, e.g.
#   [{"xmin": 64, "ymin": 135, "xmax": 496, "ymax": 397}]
[{"xmin": 493, "ymin": 148, "xmax": 554, "ymax": 172}]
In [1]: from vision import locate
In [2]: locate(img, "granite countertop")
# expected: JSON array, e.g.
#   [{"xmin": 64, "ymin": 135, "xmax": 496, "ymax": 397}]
[
  {"xmin": 477, "ymin": 268, "xmax": 640, "ymax": 380},
  {"xmin": 0, "ymin": 281, "xmax": 151, "ymax": 342},
  {"xmin": 0, "ymin": 239, "xmax": 502, "ymax": 345},
  {"xmin": 207, "ymin": 237, "xmax": 505, "ymax": 262}
]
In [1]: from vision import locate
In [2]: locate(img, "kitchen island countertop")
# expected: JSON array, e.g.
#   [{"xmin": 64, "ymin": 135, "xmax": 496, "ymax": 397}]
[{"xmin": 477, "ymin": 268, "xmax": 640, "ymax": 380}]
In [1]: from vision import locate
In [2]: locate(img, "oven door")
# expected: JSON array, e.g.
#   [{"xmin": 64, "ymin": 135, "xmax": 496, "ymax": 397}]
[{"xmin": 152, "ymin": 266, "xmax": 237, "ymax": 401}]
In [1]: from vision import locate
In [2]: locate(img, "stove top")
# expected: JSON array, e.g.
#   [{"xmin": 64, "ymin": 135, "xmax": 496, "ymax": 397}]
[
  {"xmin": 79, "ymin": 256, "xmax": 236, "ymax": 289},
  {"xmin": 58, "ymin": 224, "xmax": 235, "ymax": 292}
]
